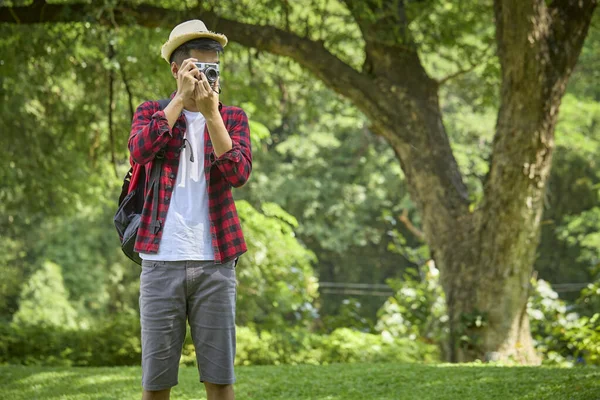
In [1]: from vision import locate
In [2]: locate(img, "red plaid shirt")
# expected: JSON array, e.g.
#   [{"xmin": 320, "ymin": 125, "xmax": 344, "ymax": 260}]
[{"xmin": 128, "ymin": 94, "xmax": 251, "ymax": 263}]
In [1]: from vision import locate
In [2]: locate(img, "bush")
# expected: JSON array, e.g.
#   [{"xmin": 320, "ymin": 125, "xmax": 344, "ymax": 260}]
[
  {"xmin": 322, "ymin": 299, "xmax": 373, "ymax": 333},
  {"xmin": 320, "ymin": 328, "xmax": 438, "ymax": 364},
  {"xmin": 374, "ymin": 264, "xmax": 600, "ymax": 366},
  {"xmin": 375, "ymin": 263, "xmax": 448, "ymax": 353},
  {"xmin": 0, "ymin": 316, "xmax": 141, "ymax": 367},
  {"xmin": 231, "ymin": 327, "xmax": 438, "ymax": 366},
  {"xmin": 235, "ymin": 201, "xmax": 320, "ymax": 330},
  {"xmin": 0, "ymin": 321, "xmax": 438, "ymax": 367},
  {"xmin": 11, "ymin": 261, "xmax": 78, "ymax": 329},
  {"xmin": 528, "ymin": 279, "xmax": 600, "ymax": 366}
]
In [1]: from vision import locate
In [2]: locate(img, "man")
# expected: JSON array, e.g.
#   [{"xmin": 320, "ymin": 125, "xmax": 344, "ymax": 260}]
[{"xmin": 128, "ymin": 19, "xmax": 251, "ymax": 400}]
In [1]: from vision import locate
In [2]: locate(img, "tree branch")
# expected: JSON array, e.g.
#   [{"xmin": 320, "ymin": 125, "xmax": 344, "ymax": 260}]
[
  {"xmin": 547, "ymin": 0, "xmax": 598, "ymax": 75},
  {"xmin": 119, "ymin": 65, "xmax": 135, "ymax": 123},
  {"xmin": 437, "ymin": 62, "xmax": 482, "ymax": 86},
  {"xmin": 0, "ymin": 0, "xmax": 370, "ymax": 104},
  {"xmin": 2, "ymin": 0, "xmax": 471, "ymax": 243},
  {"xmin": 437, "ymin": 44, "xmax": 495, "ymax": 85},
  {"xmin": 399, "ymin": 209, "xmax": 425, "ymax": 241},
  {"xmin": 108, "ymin": 41, "xmax": 118, "ymax": 178}
]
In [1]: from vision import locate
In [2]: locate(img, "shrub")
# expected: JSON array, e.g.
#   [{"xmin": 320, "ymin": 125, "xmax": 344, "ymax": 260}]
[
  {"xmin": 232, "ymin": 327, "xmax": 437, "ymax": 366},
  {"xmin": 375, "ymin": 263, "xmax": 448, "ymax": 353},
  {"xmin": 0, "ymin": 316, "xmax": 141, "ymax": 367},
  {"xmin": 0, "ymin": 321, "xmax": 438, "ymax": 367},
  {"xmin": 375, "ymin": 264, "xmax": 600, "ymax": 366},
  {"xmin": 11, "ymin": 261, "xmax": 78, "ymax": 329},
  {"xmin": 322, "ymin": 298, "xmax": 373, "ymax": 333},
  {"xmin": 528, "ymin": 279, "xmax": 600, "ymax": 366}
]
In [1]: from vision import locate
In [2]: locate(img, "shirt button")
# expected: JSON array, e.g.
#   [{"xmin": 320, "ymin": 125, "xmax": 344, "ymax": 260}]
[
  {"xmin": 165, "ymin": 196, "xmax": 170, "ymax": 202},
  {"xmin": 169, "ymin": 173, "xmax": 176, "ymax": 179},
  {"xmin": 166, "ymin": 185, "xmax": 172, "ymax": 190}
]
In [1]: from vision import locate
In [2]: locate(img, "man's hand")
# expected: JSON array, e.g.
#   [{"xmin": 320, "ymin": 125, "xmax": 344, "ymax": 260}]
[
  {"xmin": 175, "ymin": 58, "xmax": 200, "ymax": 101},
  {"xmin": 194, "ymin": 73, "xmax": 220, "ymax": 117}
]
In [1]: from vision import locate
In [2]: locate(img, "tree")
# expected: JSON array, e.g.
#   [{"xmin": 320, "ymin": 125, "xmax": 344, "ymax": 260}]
[
  {"xmin": 1, "ymin": 0, "xmax": 596, "ymax": 363},
  {"xmin": 11, "ymin": 261, "xmax": 78, "ymax": 328}
]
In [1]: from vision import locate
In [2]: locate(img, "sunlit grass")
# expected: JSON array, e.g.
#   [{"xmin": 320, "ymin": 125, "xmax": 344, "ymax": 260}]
[{"xmin": 1, "ymin": 362, "xmax": 599, "ymax": 399}]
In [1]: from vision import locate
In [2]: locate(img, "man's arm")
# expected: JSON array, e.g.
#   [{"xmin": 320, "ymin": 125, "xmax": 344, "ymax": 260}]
[
  {"xmin": 128, "ymin": 58, "xmax": 198, "ymax": 165},
  {"xmin": 195, "ymin": 74, "xmax": 252, "ymax": 188},
  {"xmin": 205, "ymin": 110, "xmax": 233, "ymax": 157},
  {"xmin": 128, "ymin": 99, "xmax": 183, "ymax": 165},
  {"xmin": 208, "ymin": 107, "xmax": 252, "ymax": 188}
]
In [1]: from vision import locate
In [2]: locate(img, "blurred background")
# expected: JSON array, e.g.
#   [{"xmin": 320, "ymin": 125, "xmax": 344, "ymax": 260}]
[{"xmin": 0, "ymin": 0, "xmax": 598, "ymax": 368}]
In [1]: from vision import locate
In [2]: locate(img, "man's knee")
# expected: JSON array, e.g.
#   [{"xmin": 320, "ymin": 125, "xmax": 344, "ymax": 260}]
[
  {"xmin": 204, "ymin": 381, "xmax": 233, "ymax": 391},
  {"xmin": 142, "ymin": 388, "xmax": 171, "ymax": 400}
]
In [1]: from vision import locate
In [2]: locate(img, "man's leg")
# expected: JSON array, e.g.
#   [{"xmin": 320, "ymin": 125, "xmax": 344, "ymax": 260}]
[
  {"xmin": 139, "ymin": 260, "xmax": 188, "ymax": 398},
  {"xmin": 142, "ymin": 389, "xmax": 171, "ymax": 400},
  {"xmin": 204, "ymin": 383, "xmax": 234, "ymax": 400},
  {"xmin": 187, "ymin": 260, "xmax": 237, "ymax": 398}
]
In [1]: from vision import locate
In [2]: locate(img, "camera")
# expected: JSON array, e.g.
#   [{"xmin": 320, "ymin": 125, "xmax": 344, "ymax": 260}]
[{"xmin": 194, "ymin": 62, "xmax": 219, "ymax": 84}]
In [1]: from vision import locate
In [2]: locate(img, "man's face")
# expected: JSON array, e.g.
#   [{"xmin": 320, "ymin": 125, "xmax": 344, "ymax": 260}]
[
  {"xmin": 189, "ymin": 49, "xmax": 219, "ymax": 64},
  {"xmin": 171, "ymin": 49, "xmax": 219, "ymax": 80}
]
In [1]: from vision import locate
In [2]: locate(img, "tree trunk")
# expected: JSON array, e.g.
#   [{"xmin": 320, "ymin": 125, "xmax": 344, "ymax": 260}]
[
  {"xmin": 1, "ymin": 0, "xmax": 596, "ymax": 363},
  {"xmin": 360, "ymin": 0, "xmax": 596, "ymax": 363},
  {"xmin": 371, "ymin": 85, "xmax": 544, "ymax": 363}
]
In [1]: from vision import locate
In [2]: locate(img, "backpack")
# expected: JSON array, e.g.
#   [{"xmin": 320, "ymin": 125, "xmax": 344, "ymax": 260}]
[{"xmin": 114, "ymin": 98, "xmax": 170, "ymax": 264}]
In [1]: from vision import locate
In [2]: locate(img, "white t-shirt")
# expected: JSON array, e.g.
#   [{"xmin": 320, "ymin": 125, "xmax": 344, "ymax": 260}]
[{"xmin": 140, "ymin": 109, "xmax": 215, "ymax": 261}]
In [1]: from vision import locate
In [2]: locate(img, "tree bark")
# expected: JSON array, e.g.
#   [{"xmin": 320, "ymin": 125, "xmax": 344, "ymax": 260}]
[{"xmin": 1, "ymin": 0, "xmax": 596, "ymax": 363}]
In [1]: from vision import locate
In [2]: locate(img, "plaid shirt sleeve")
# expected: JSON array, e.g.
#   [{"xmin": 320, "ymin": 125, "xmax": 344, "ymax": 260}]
[
  {"xmin": 210, "ymin": 107, "xmax": 252, "ymax": 188},
  {"xmin": 128, "ymin": 101, "xmax": 174, "ymax": 165}
]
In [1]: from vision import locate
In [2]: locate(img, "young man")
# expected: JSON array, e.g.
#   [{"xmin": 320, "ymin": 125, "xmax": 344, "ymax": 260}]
[{"xmin": 128, "ymin": 20, "xmax": 251, "ymax": 400}]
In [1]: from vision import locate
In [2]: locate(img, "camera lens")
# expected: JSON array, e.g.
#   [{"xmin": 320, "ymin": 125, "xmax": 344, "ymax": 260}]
[{"xmin": 205, "ymin": 67, "xmax": 218, "ymax": 82}]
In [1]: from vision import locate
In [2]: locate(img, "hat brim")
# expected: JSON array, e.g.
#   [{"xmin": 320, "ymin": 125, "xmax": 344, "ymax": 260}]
[{"xmin": 161, "ymin": 32, "xmax": 228, "ymax": 63}]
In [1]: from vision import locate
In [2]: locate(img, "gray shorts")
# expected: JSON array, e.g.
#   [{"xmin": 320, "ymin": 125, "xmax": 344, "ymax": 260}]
[{"xmin": 139, "ymin": 259, "xmax": 237, "ymax": 390}]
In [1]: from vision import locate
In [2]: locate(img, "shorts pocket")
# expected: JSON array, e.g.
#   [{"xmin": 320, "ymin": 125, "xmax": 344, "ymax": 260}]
[{"xmin": 221, "ymin": 259, "xmax": 237, "ymax": 270}]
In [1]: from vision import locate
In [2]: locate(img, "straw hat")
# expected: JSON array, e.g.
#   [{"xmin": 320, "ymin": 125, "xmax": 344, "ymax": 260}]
[{"xmin": 161, "ymin": 20, "xmax": 228, "ymax": 63}]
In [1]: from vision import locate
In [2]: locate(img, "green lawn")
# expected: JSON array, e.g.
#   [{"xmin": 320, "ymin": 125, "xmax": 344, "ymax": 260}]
[{"xmin": 0, "ymin": 363, "xmax": 599, "ymax": 400}]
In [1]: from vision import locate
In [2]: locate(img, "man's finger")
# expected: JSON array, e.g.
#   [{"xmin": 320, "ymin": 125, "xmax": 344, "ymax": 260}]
[
  {"xmin": 198, "ymin": 72, "xmax": 211, "ymax": 92},
  {"xmin": 182, "ymin": 69, "xmax": 200, "ymax": 82},
  {"xmin": 180, "ymin": 59, "xmax": 199, "ymax": 74},
  {"xmin": 180, "ymin": 58, "xmax": 198, "ymax": 69},
  {"xmin": 212, "ymin": 77, "xmax": 220, "ymax": 92},
  {"xmin": 195, "ymin": 79, "xmax": 208, "ymax": 96}
]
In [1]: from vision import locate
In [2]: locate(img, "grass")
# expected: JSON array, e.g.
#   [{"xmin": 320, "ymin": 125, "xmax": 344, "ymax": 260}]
[{"xmin": 0, "ymin": 363, "xmax": 599, "ymax": 400}]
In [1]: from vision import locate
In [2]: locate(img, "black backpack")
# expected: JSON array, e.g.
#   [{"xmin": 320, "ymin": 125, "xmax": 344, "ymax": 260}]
[{"xmin": 114, "ymin": 98, "xmax": 170, "ymax": 264}]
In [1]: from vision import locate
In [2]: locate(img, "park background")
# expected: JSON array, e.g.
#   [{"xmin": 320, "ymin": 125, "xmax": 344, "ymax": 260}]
[{"xmin": 0, "ymin": 0, "xmax": 599, "ymax": 399}]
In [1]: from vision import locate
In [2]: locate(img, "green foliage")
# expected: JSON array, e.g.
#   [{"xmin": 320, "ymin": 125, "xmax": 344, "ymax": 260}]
[
  {"xmin": 535, "ymin": 84, "xmax": 600, "ymax": 287},
  {"xmin": 319, "ymin": 327, "xmax": 438, "ymax": 364},
  {"xmin": 577, "ymin": 277, "xmax": 600, "ymax": 318},
  {"xmin": 0, "ymin": 316, "xmax": 141, "ymax": 367},
  {"xmin": 376, "ymin": 263, "xmax": 447, "ymax": 347},
  {"xmin": 557, "ymin": 207, "xmax": 600, "ymax": 271},
  {"xmin": 30, "ymin": 198, "xmax": 140, "ymax": 319},
  {"xmin": 235, "ymin": 60, "xmax": 416, "ymax": 318},
  {"xmin": 11, "ymin": 261, "xmax": 78, "ymax": 329},
  {"xmin": 0, "ymin": 237, "xmax": 28, "ymax": 319},
  {"xmin": 232, "ymin": 326, "xmax": 437, "ymax": 366},
  {"xmin": 0, "ymin": 321, "xmax": 436, "ymax": 368},
  {"xmin": 375, "ymin": 267, "xmax": 600, "ymax": 365},
  {"xmin": 322, "ymin": 299, "xmax": 373, "ymax": 333},
  {"xmin": 235, "ymin": 200, "xmax": 319, "ymax": 329},
  {"xmin": 528, "ymin": 279, "xmax": 600, "ymax": 366}
]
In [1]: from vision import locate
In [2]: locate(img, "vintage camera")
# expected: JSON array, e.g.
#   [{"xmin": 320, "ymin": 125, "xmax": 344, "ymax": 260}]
[{"xmin": 194, "ymin": 62, "xmax": 220, "ymax": 84}]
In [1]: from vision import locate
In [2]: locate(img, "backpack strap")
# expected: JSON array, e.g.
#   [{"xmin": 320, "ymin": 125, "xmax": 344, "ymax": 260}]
[
  {"xmin": 146, "ymin": 98, "xmax": 170, "ymax": 234},
  {"xmin": 134, "ymin": 97, "xmax": 169, "ymax": 234},
  {"xmin": 148, "ymin": 151, "xmax": 165, "ymax": 234}
]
